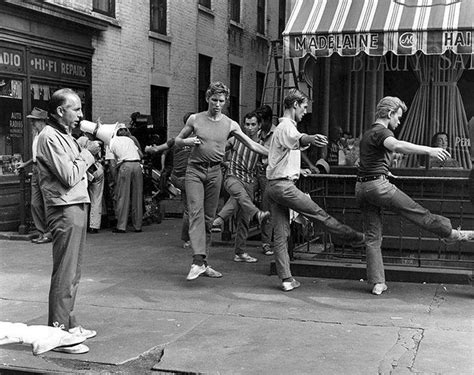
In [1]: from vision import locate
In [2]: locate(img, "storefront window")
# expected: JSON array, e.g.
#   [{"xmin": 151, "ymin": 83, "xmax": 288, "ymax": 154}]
[{"xmin": 0, "ymin": 78, "xmax": 24, "ymax": 176}]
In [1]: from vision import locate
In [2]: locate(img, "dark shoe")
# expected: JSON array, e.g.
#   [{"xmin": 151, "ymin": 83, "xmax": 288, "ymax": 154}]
[
  {"xmin": 33, "ymin": 235, "xmax": 53, "ymax": 244},
  {"xmin": 134, "ymin": 229, "xmax": 142, "ymax": 233},
  {"xmin": 112, "ymin": 228, "xmax": 126, "ymax": 233},
  {"xmin": 87, "ymin": 228, "xmax": 99, "ymax": 234}
]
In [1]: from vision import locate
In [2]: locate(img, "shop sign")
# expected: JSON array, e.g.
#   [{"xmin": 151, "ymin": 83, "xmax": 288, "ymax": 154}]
[
  {"xmin": 0, "ymin": 47, "xmax": 24, "ymax": 73},
  {"xmin": 351, "ymin": 53, "xmax": 474, "ymax": 72},
  {"xmin": 29, "ymin": 53, "xmax": 89, "ymax": 82},
  {"xmin": 9, "ymin": 112, "xmax": 23, "ymax": 138},
  {"xmin": 289, "ymin": 31, "xmax": 474, "ymax": 58}
]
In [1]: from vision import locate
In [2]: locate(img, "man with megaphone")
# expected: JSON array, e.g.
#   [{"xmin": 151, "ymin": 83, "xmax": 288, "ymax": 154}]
[{"xmin": 36, "ymin": 88, "xmax": 100, "ymax": 354}]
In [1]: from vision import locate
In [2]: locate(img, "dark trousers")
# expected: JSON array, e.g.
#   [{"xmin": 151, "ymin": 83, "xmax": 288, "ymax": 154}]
[{"xmin": 46, "ymin": 203, "xmax": 87, "ymax": 330}]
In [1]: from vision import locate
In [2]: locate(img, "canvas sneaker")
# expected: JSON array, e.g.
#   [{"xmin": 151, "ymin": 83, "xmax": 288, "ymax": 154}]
[
  {"xmin": 282, "ymin": 279, "xmax": 301, "ymax": 292},
  {"xmin": 68, "ymin": 326, "xmax": 97, "ymax": 339},
  {"xmin": 234, "ymin": 253, "xmax": 258, "ymax": 263},
  {"xmin": 211, "ymin": 217, "xmax": 223, "ymax": 233},
  {"xmin": 203, "ymin": 265, "xmax": 222, "ymax": 278},
  {"xmin": 372, "ymin": 283, "xmax": 388, "ymax": 295},
  {"xmin": 262, "ymin": 243, "xmax": 273, "ymax": 256},
  {"xmin": 186, "ymin": 264, "xmax": 206, "ymax": 280}
]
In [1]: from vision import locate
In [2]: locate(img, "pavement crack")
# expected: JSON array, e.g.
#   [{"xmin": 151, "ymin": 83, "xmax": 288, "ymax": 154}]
[
  {"xmin": 377, "ymin": 327, "xmax": 424, "ymax": 375},
  {"xmin": 427, "ymin": 284, "xmax": 447, "ymax": 314}
]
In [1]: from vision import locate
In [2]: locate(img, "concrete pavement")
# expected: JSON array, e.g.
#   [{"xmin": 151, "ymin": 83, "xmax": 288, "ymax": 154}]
[{"xmin": 0, "ymin": 218, "xmax": 473, "ymax": 374}]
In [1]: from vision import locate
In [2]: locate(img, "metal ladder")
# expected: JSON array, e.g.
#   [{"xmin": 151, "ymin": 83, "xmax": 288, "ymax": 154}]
[{"xmin": 261, "ymin": 40, "xmax": 300, "ymax": 117}]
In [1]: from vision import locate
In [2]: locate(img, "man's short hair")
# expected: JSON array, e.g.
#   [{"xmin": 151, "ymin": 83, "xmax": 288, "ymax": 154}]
[
  {"xmin": 48, "ymin": 88, "xmax": 77, "ymax": 116},
  {"xmin": 283, "ymin": 89, "xmax": 308, "ymax": 109},
  {"xmin": 256, "ymin": 105, "xmax": 273, "ymax": 122},
  {"xmin": 205, "ymin": 81, "xmax": 230, "ymax": 101},
  {"xmin": 243, "ymin": 111, "xmax": 260, "ymax": 123},
  {"xmin": 375, "ymin": 96, "xmax": 407, "ymax": 119}
]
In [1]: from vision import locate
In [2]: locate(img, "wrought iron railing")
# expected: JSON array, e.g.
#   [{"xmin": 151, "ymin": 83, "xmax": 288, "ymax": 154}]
[{"xmin": 290, "ymin": 174, "xmax": 474, "ymax": 271}]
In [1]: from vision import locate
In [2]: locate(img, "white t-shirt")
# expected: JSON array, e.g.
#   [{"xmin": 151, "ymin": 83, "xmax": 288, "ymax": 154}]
[{"xmin": 109, "ymin": 136, "xmax": 141, "ymax": 163}]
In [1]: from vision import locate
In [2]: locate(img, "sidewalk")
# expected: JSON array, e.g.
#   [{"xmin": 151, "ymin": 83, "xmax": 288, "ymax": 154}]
[{"xmin": 0, "ymin": 218, "xmax": 473, "ymax": 374}]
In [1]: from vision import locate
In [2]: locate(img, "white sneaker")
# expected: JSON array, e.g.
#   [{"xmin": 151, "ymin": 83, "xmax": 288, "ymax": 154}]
[
  {"xmin": 282, "ymin": 279, "xmax": 300, "ymax": 292},
  {"xmin": 68, "ymin": 326, "xmax": 97, "ymax": 339},
  {"xmin": 234, "ymin": 253, "xmax": 258, "ymax": 263},
  {"xmin": 203, "ymin": 265, "xmax": 222, "ymax": 278},
  {"xmin": 52, "ymin": 343, "xmax": 89, "ymax": 354},
  {"xmin": 372, "ymin": 283, "xmax": 388, "ymax": 295},
  {"xmin": 186, "ymin": 264, "xmax": 206, "ymax": 280},
  {"xmin": 443, "ymin": 229, "xmax": 474, "ymax": 244}
]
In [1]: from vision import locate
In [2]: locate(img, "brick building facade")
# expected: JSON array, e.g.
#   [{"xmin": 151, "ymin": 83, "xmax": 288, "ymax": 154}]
[{"xmin": 0, "ymin": 0, "xmax": 287, "ymax": 231}]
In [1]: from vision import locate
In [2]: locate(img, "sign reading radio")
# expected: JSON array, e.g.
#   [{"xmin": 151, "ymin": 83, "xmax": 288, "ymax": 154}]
[
  {"xmin": 29, "ymin": 53, "xmax": 89, "ymax": 82},
  {"xmin": 0, "ymin": 48, "xmax": 24, "ymax": 72}
]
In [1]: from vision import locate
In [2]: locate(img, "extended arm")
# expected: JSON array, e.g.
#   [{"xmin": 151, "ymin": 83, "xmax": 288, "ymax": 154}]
[{"xmin": 383, "ymin": 136, "xmax": 451, "ymax": 161}]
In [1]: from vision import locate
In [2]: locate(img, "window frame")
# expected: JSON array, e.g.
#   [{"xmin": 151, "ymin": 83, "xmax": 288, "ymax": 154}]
[
  {"xmin": 229, "ymin": 63, "xmax": 241, "ymax": 123},
  {"xmin": 229, "ymin": 0, "xmax": 241, "ymax": 24},
  {"xmin": 257, "ymin": 0, "xmax": 266, "ymax": 35},
  {"xmin": 150, "ymin": 0, "xmax": 167, "ymax": 35},
  {"xmin": 93, "ymin": 0, "xmax": 115, "ymax": 17},
  {"xmin": 198, "ymin": 54, "xmax": 212, "ymax": 112}
]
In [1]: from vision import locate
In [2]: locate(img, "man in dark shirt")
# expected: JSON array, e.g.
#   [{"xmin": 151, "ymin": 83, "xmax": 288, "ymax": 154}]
[{"xmin": 356, "ymin": 96, "xmax": 474, "ymax": 296}]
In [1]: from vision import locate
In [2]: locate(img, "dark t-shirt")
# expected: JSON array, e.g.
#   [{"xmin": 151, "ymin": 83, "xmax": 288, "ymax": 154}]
[{"xmin": 358, "ymin": 123, "xmax": 393, "ymax": 177}]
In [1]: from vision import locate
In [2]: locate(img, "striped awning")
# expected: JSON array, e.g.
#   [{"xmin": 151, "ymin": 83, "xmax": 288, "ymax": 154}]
[{"xmin": 283, "ymin": 0, "xmax": 474, "ymax": 57}]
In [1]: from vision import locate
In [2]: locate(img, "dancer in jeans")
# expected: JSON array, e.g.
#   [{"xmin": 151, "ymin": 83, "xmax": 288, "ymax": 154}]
[
  {"xmin": 175, "ymin": 81, "xmax": 268, "ymax": 281},
  {"xmin": 356, "ymin": 96, "xmax": 474, "ymax": 295},
  {"xmin": 266, "ymin": 89, "xmax": 365, "ymax": 292}
]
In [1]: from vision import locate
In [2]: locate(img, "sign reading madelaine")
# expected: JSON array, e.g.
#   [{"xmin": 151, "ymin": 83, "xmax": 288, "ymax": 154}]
[{"xmin": 289, "ymin": 30, "xmax": 473, "ymax": 57}]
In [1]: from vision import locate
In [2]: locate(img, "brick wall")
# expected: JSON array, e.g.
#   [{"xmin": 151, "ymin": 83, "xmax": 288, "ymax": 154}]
[{"xmin": 47, "ymin": 0, "xmax": 282, "ymax": 137}]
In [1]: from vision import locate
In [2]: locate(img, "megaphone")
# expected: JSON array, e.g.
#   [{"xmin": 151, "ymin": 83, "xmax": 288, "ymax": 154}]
[{"xmin": 80, "ymin": 120, "xmax": 121, "ymax": 146}]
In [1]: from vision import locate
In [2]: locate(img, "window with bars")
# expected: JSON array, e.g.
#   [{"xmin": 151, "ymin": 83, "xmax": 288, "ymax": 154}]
[
  {"xmin": 150, "ymin": 0, "xmax": 167, "ymax": 35},
  {"xmin": 229, "ymin": 64, "xmax": 241, "ymax": 123},
  {"xmin": 229, "ymin": 0, "xmax": 240, "ymax": 23},
  {"xmin": 93, "ymin": 0, "xmax": 115, "ymax": 17},
  {"xmin": 198, "ymin": 54, "xmax": 212, "ymax": 112},
  {"xmin": 257, "ymin": 0, "xmax": 265, "ymax": 34}
]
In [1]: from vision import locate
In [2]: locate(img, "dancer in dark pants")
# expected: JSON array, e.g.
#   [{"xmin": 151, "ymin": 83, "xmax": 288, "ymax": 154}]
[{"xmin": 356, "ymin": 96, "xmax": 474, "ymax": 295}]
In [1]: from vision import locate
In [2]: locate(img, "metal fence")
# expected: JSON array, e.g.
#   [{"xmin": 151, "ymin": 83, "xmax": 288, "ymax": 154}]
[{"xmin": 291, "ymin": 174, "xmax": 474, "ymax": 271}]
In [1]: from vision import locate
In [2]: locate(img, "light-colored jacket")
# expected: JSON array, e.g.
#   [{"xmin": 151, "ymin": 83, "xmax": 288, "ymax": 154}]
[{"xmin": 36, "ymin": 119, "xmax": 95, "ymax": 206}]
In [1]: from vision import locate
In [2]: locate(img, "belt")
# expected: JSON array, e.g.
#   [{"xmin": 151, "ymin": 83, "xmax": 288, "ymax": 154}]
[
  {"xmin": 270, "ymin": 177, "xmax": 297, "ymax": 183},
  {"xmin": 192, "ymin": 161, "xmax": 221, "ymax": 168},
  {"xmin": 122, "ymin": 159, "xmax": 140, "ymax": 163},
  {"xmin": 356, "ymin": 174, "xmax": 387, "ymax": 183}
]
